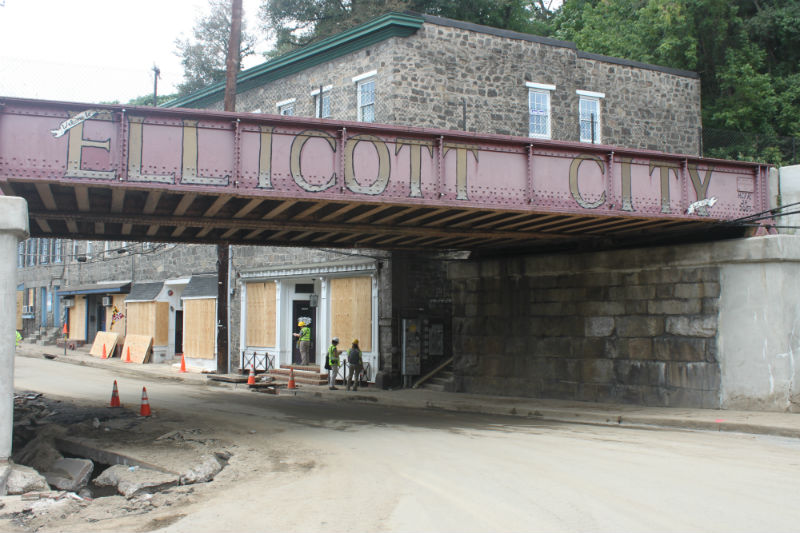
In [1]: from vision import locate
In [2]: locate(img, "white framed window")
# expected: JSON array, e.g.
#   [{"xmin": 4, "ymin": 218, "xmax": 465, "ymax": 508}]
[
  {"xmin": 18, "ymin": 242, "xmax": 24, "ymax": 268},
  {"xmin": 53, "ymin": 239, "xmax": 62, "ymax": 264},
  {"xmin": 577, "ymin": 90, "xmax": 604, "ymax": 144},
  {"xmin": 526, "ymin": 82, "xmax": 555, "ymax": 139},
  {"xmin": 353, "ymin": 70, "xmax": 377, "ymax": 123},
  {"xmin": 276, "ymin": 98, "xmax": 295, "ymax": 116},
  {"xmin": 311, "ymin": 85, "xmax": 332, "ymax": 118},
  {"xmin": 39, "ymin": 238, "xmax": 49, "ymax": 265}
]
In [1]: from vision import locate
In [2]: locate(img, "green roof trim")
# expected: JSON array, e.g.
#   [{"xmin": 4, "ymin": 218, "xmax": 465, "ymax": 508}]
[{"xmin": 165, "ymin": 12, "xmax": 424, "ymax": 109}]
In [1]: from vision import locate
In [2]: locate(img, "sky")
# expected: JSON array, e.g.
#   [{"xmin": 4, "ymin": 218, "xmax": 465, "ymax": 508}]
[{"xmin": 0, "ymin": 0, "xmax": 270, "ymax": 104}]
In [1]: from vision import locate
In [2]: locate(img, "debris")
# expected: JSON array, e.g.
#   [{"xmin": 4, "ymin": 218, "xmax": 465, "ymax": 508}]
[
  {"xmin": 6, "ymin": 464, "xmax": 50, "ymax": 495},
  {"xmin": 95, "ymin": 464, "xmax": 179, "ymax": 499},
  {"xmin": 179, "ymin": 454, "xmax": 225, "ymax": 484},
  {"xmin": 43, "ymin": 458, "xmax": 94, "ymax": 492}
]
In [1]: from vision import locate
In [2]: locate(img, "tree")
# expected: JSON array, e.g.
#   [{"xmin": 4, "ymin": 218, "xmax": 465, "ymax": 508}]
[
  {"xmin": 175, "ymin": 0, "xmax": 256, "ymax": 96},
  {"xmin": 258, "ymin": 0, "xmax": 557, "ymax": 54}
]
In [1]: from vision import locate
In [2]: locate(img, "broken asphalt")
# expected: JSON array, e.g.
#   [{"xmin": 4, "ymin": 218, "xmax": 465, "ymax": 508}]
[{"xmin": 15, "ymin": 342, "xmax": 800, "ymax": 440}]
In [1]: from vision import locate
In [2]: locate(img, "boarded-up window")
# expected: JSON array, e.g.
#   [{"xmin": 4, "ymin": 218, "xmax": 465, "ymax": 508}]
[
  {"xmin": 125, "ymin": 301, "xmax": 169, "ymax": 346},
  {"xmin": 184, "ymin": 298, "xmax": 216, "ymax": 359},
  {"xmin": 246, "ymin": 282, "xmax": 276, "ymax": 347},
  {"xmin": 330, "ymin": 276, "xmax": 372, "ymax": 352},
  {"xmin": 69, "ymin": 296, "xmax": 87, "ymax": 341}
]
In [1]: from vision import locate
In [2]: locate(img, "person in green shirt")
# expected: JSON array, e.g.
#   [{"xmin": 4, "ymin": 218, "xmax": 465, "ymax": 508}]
[
  {"xmin": 326, "ymin": 337, "xmax": 342, "ymax": 390},
  {"xmin": 16, "ymin": 330, "xmax": 22, "ymax": 348},
  {"xmin": 293, "ymin": 320, "xmax": 311, "ymax": 366}
]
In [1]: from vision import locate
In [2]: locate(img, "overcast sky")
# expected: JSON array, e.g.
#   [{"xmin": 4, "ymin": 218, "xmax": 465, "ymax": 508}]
[{"xmin": 0, "ymin": 0, "xmax": 269, "ymax": 104}]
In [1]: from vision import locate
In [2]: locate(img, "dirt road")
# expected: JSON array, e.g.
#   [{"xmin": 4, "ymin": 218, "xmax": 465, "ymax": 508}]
[{"xmin": 7, "ymin": 356, "xmax": 800, "ymax": 532}]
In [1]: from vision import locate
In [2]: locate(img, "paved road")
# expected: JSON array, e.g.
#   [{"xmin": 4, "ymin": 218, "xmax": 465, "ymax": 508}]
[{"xmin": 14, "ymin": 356, "xmax": 800, "ymax": 533}]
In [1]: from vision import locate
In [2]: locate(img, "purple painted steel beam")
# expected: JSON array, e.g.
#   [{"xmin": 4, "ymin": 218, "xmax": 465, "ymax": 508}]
[{"xmin": 0, "ymin": 97, "xmax": 769, "ymax": 234}]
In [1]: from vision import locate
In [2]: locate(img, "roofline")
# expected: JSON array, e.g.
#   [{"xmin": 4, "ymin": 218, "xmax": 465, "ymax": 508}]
[{"xmin": 165, "ymin": 11, "xmax": 424, "ymax": 109}]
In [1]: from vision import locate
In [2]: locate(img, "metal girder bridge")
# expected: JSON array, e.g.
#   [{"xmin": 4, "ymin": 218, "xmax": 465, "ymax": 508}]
[{"xmin": 0, "ymin": 97, "xmax": 770, "ymax": 254}]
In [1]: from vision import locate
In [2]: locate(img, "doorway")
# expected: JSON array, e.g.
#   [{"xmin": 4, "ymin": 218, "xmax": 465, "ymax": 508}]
[
  {"xmin": 291, "ymin": 300, "xmax": 315, "ymax": 365},
  {"xmin": 174, "ymin": 310, "xmax": 184, "ymax": 355}
]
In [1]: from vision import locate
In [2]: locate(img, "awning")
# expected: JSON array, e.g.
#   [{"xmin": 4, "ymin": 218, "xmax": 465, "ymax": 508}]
[
  {"xmin": 57, "ymin": 281, "xmax": 131, "ymax": 297},
  {"xmin": 126, "ymin": 282, "xmax": 164, "ymax": 302},
  {"xmin": 182, "ymin": 274, "xmax": 218, "ymax": 299}
]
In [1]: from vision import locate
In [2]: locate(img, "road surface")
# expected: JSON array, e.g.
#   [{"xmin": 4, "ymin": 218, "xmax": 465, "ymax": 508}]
[{"xmin": 12, "ymin": 355, "xmax": 800, "ymax": 533}]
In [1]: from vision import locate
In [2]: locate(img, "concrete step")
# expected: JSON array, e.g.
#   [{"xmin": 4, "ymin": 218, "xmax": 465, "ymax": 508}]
[{"xmin": 269, "ymin": 366, "xmax": 328, "ymax": 386}]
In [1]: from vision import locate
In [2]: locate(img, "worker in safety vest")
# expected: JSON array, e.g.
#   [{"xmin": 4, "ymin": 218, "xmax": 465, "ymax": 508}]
[
  {"xmin": 293, "ymin": 320, "xmax": 311, "ymax": 366},
  {"xmin": 326, "ymin": 337, "xmax": 342, "ymax": 390},
  {"xmin": 346, "ymin": 339, "xmax": 363, "ymax": 391}
]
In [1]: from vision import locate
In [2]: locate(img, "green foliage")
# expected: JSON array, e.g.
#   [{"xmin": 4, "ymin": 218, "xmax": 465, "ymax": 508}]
[
  {"xmin": 175, "ymin": 0, "xmax": 256, "ymax": 96},
  {"xmin": 258, "ymin": 0, "xmax": 556, "ymax": 52},
  {"xmin": 125, "ymin": 93, "xmax": 180, "ymax": 107},
  {"xmin": 554, "ymin": 0, "xmax": 799, "ymax": 164}
]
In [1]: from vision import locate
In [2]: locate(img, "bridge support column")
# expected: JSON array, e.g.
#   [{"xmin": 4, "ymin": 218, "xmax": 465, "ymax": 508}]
[{"xmin": 0, "ymin": 197, "xmax": 29, "ymax": 461}]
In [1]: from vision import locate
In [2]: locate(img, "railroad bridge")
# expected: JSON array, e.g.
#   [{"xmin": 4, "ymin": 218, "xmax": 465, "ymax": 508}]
[
  {"xmin": 0, "ymin": 98, "xmax": 769, "ymax": 251},
  {"xmin": 1, "ymin": 98, "xmax": 791, "ymax": 463}
]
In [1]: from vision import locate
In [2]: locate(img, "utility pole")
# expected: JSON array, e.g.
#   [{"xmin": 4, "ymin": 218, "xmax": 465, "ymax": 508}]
[
  {"xmin": 223, "ymin": 0, "xmax": 242, "ymax": 113},
  {"xmin": 218, "ymin": 0, "xmax": 242, "ymax": 375},
  {"xmin": 152, "ymin": 65, "xmax": 160, "ymax": 106}
]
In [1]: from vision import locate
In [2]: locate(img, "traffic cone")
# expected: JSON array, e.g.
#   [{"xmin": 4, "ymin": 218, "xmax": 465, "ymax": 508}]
[
  {"xmin": 140, "ymin": 387, "xmax": 151, "ymax": 417},
  {"xmin": 179, "ymin": 353, "xmax": 186, "ymax": 373},
  {"xmin": 109, "ymin": 380, "xmax": 121, "ymax": 408},
  {"xmin": 125, "ymin": 346, "xmax": 132, "ymax": 364},
  {"xmin": 247, "ymin": 365, "xmax": 256, "ymax": 385},
  {"xmin": 102, "ymin": 344, "xmax": 107, "ymax": 359},
  {"xmin": 287, "ymin": 367, "xmax": 297, "ymax": 389}
]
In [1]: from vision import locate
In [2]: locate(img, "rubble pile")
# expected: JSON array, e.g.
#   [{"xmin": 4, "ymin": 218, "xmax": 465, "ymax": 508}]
[{"xmin": 2, "ymin": 392, "xmax": 233, "ymax": 531}]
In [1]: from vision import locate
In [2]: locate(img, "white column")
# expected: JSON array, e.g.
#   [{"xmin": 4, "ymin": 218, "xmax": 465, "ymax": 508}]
[{"xmin": 1, "ymin": 197, "xmax": 29, "ymax": 460}]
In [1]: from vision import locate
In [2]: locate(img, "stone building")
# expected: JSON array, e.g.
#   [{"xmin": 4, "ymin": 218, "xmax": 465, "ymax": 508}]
[
  {"xmin": 22, "ymin": 13, "xmax": 792, "ymax": 410},
  {"xmin": 172, "ymin": 12, "xmax": 702, "ymax": 155}
]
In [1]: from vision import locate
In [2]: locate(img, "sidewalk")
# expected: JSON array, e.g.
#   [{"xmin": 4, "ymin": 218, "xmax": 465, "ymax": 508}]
[{"xmin": 16, "ymin": 342, "xmax": 800, "ymax": 439}]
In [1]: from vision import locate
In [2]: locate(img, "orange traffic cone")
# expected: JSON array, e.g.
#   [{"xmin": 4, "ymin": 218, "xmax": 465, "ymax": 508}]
[
  {"xmin": 109, "ymin": 380, "xmax": 121, "ymax": 408},
  {"xmin": 102, "ymin": 344, "xmax": 107, "ymax": 359},
  {"xmin": 140, "ymin": 387, "xmax": 151, "ymax": 417},
  {"xmin": 247, "ymin": 365, "xmax": 256, "ymax": 385},
  {"xmin": 287, "ymin": 367, "xmax": 297, "ymax": 389},
  {"xmin": 125, "ymin": 346, "xmax": 132, "ymax": 364},
  {"xmin": 179, "ymin": 353, "xmax": 186, "ymax": 373}
]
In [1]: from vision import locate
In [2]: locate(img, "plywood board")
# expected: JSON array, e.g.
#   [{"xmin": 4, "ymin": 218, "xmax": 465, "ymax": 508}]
[
  {"xmin": 330, "ymin": 276, "xmax": 372, "ymax": 352},
  {"xmin": 107, "ymin": 294, "xmax": 127, "ymax": 335},
  {"xmin": 120, "ymin": 334, "xmax": 153, "ymax": 364},
  {"xmin": 154, "ymin": 301, "xmax": 169, "ymax": 346},
  {"xmin": 16, "ymin": 290, "xmax": 23, "ymax": 331},
  {"xmin": 184, "ymin": 298, "xmax": 216, "ymax": 360},
  {"xmin": 90, "ymin": 331, "xmax": 120, "ymax": 358},
  {"xmin": 126, "ymin": 301, "xmax": 155, "ymax": 337},
  {"xmin": 69, "ymin": 296, "xmax": 87, "ymax": 341},
  {"xmin": 246, "ymin": 282, "xmax": 276, "ymax": 347}
]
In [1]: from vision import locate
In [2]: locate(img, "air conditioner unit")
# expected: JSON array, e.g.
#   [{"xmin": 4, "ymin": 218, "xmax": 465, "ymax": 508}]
[
  {"xmin": 62, "ymin": 298, "xmax": 74, "ymax": 308},
  {"xmin": 101, "ymin": 296, "xmax": 112, "ymax": 307}
]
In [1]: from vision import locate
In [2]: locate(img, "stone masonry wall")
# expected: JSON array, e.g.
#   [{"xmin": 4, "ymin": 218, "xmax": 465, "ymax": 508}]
[
  {"xmin": 449, "ymin": 254, "xmax": 722, "ymax": 408},
  {"xmin": 394, "ymin": 23, "xmax": 701, "ymax": 153},
  {"xmin": 212, "ymin": 19, "xmax": 700, "ymax": 154}
]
